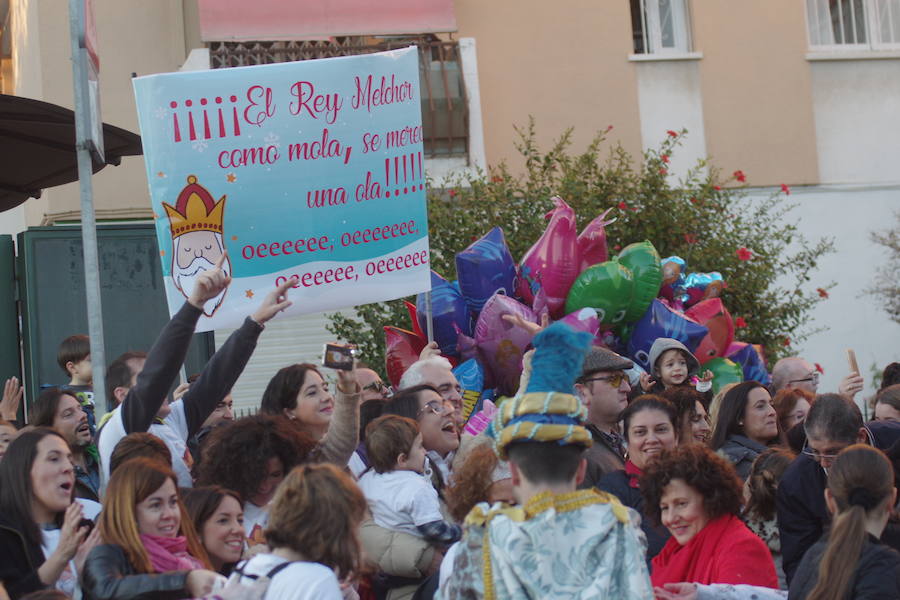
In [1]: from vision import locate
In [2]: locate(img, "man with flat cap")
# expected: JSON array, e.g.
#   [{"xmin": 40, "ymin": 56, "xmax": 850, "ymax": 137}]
[{"xmin": 574, "ymin": 347, "xmax": 634, "ymax": 488}]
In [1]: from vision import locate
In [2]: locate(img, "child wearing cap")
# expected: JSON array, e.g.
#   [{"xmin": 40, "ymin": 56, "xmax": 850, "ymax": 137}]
[
  {"xmin": 358, "ymin": 415, "xmax": 461, "ymax": 548},
  {"xmin": 640, "ymin": 338, "xmax": 713, "ymax": 397}
]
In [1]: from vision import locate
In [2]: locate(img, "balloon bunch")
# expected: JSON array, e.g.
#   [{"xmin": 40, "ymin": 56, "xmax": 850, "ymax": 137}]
[
  {"xmin": 384, "ymin": 196, "xmax": 770, "ymax": 414},
  {"xmin": 658, "ymin": 255, "xmax": 725, "ymax": 312}
]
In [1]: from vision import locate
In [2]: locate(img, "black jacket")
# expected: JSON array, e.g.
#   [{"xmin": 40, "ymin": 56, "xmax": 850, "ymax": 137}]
[
  {"xmin": 0, "ymin": 515, "xmax": 46, "ymax": 599},
  {"xmin": 81, "ymin": 544, "xmax": 191, "ymax": 600},
  {"xmin": 596, "ymin": 468, "xmax": 670, "ymax": 559},
  {"xmin": 788, "ymin": 534, "xmax": 900, "ymax": 599},
  {"xmin": 579, "ymin": 424, "xmax": 625, "ymax": 489},
  {"xmin": 777, "ymin": 420, "xmax": 900, "ymax": 584}
]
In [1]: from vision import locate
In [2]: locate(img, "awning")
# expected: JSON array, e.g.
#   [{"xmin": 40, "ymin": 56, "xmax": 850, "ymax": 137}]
[{"xmin": 198, "ymin": 0, "xmax": 457, "ymax": 42}]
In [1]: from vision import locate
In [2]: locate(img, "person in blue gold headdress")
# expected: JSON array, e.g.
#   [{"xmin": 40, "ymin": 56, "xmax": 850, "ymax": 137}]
[{"xmin": 437, "ymin": 321, "xmax": 653, "ymax": 599}]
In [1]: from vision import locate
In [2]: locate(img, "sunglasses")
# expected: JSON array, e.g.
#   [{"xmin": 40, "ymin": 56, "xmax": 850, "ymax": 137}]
[{"xmin": 581, "ymin": 372, "xmax": 627, "ymax": 388}]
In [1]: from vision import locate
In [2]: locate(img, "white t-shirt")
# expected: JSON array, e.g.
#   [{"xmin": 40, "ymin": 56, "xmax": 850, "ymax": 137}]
[
  {"xmin": 40, "ymin": 499, "xmax": 102, "ymax": 600},
  {"xmin": 357, "ymin": 470, "xmax": 443, "ymax": 538},
  {"xmin": 228, "ymin": 554, "xmax": 342, "ymax": 600},
  {"xmin": 348, "ymin": 450, "xmax": 367, "ymax": 479},
  {"xmin": 244, "ymin": 501, "xmax": 269, "ymax": 548},
  {"xmin": 98, "ymin": 400, "xmax": 193, "ymax": 488}
]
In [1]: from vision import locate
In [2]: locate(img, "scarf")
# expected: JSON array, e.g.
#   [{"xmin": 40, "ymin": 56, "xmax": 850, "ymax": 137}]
[
  {"xmin": 624, "ymin": 460, "xmax": 643, "ymax": 489},
  {"xmin": 651, "ymin": 513, "xmax": 755, "ymax": 587},
  {"xmin": 140, "ymin": 533, "xmax": 204, "ymax": 573}
]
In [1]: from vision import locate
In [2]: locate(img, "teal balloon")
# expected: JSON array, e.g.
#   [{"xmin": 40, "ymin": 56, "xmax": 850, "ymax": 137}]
[
  {"xmin": 617, "ymin": 241, "xmax": 662, "ymax": 323},
  {"xmin": 705, "ymin": 357, "xmax": 744, "ymax": 395},
  {"xmin": 564, "ymin": 261, "xmax": 634, "ymax": 325}
]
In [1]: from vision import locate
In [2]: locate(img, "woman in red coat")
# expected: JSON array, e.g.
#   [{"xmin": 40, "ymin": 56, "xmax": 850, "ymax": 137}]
[{"xmin": 640, "ymin": 444, "xmax": 778, "ymax": 590}]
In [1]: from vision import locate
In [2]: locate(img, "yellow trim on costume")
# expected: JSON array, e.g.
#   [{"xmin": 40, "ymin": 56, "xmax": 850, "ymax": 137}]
[
  {"xmin": 469, "ymin": 489, "xmax": 632, "ymax": 599},
  {"xmin": 492, "ymin": 391, "xmax": 594, "ymax": 458}
]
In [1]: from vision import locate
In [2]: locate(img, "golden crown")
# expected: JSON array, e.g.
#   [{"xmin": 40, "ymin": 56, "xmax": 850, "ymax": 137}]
[{"xmin": 162, "ymin": 175, "xmax": 225, "ymax": 239}]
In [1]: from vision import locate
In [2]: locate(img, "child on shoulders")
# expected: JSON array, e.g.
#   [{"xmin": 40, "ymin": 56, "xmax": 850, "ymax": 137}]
[
  {"xmin": 358, "ymin": 415, "xmax": 461, "ymax": 546},
  {"xmin": 640, "ymin": 338, "xmax": 713, "ymax": 399},
  {"xmin": 54, "ymin": 334, "xmax": 96, "ymax": 435}
]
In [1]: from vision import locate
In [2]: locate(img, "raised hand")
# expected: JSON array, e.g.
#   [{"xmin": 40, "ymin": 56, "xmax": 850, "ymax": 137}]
[
  {"xmin": 640, "ymin": 371, "xmax": 656, "ymax": 392},
  {"xmin": 501, "ymin": 312, "xmax": 549, "ymax": 337},
  {"xmin": 250, "ymin": 277, "xmax": 295, "ymax": 325},
  {"xmin": 419, "ymin": 341, "xmax": 442, "ymax": 361},
  {"xmin": 55, "ymin": 502, "xmax": 88, "ymax": 562},
  {"xmin": 839, "ymin": 372, "xmax": 865, "ymax": 399},
  {"xmin": 188, "ymin": 252, "xmax": 231, "ymax": 309},
  {"xmin": 0, "ymin": 377, "xmax": 22, "ymax": 421}
]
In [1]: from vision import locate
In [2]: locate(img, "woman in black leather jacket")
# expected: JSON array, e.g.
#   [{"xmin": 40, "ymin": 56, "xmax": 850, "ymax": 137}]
[{"xmin": 81, "ymin": 458, "xmax": 222, "ymax": 600}]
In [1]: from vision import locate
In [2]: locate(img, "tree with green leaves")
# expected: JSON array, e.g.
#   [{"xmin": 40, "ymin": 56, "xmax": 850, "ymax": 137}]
[
  {"xmin": 866, "ymin": 211, "xmax": 900, "ymax": 325},
  {"xmin": 328, "ymin": 120, "xmax": 834, "ymax": 379}
]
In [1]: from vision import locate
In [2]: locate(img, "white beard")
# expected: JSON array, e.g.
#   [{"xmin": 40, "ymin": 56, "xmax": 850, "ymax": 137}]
[{"xmin": 172, "ymin": 253, "xmax": 230, "ymax": 317}]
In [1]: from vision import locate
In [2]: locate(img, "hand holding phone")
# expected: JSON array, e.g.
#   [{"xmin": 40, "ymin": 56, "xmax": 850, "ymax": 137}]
[{"xmin": 322, "ymin": 343, "xmax": 358, "ymax": 371}]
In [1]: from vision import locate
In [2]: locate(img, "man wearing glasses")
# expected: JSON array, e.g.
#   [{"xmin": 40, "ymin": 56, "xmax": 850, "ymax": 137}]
[
  {"xmin": 771, "ymin": 357, "xmax": 820, "ymax": 394},
  {"xmin": 573, "ymin": 347, "xmax": 634, "ymax": 488},
  {"xmin": 776, "ymin": 393, "xmax": 900, "ymax": 584}
]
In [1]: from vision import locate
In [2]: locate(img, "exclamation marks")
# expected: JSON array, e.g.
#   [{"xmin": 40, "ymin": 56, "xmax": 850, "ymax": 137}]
[
  {"xmin": 170, "ymin": 95, "xmax": 243, "ymax": 143},
  {"xmin": 201, "ymin": 98, "xmax": 211, "ymax": 139},
  {"xmin": 216, "ymin": 97, "xmax": 226, "ymax": 138},
  {"xmin": 171, "ymin": 101, "xmax": 181, "ymax": 142},
  {"xmin": 384, "ymin": 151, "xmax": 426, "ymax": 197}
]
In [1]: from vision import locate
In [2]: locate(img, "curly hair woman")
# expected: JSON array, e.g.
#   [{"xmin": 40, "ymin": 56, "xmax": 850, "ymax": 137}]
[
  {"xmin": 195, "ymin": 415, "xmax": 316, "ymax": 550},
  {"xmin": 641, "ymin": 444, "xmax": 778, "ymax": 589}
]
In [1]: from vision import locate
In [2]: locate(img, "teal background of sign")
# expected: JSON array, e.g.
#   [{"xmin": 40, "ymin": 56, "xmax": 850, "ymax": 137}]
[{"xmin": 133, "ymin": 47, "xmax": 427, "ymax": 278}]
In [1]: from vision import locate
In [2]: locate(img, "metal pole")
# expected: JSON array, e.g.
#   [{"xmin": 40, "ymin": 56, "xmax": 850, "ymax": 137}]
[
  {"xmin": 69, "ymin": 0, "xmax": 107, "ymax": 413},
  {"xmin": 424, "ymin": 290, "xmax": 434, "ymax": 343}
]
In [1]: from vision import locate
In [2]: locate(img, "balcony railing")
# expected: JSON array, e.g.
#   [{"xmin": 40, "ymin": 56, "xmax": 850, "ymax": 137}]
[{"xmin": 209, "ymin": 36, "xmax": 469, "ymax": 159}]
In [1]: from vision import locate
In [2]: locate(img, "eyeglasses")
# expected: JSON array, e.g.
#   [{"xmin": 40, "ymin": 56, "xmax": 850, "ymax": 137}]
[
  {"xmin": 802, "ymin": 443, "xmax": 846, "ymax": 464},
  {"xmin": 418, "ymin": 400, "xmax": 446, "ymax": 417},
  {"xmin": 363, "ymin": 381, "xmax": 388, "ymax": 395},
  {"xmin": 789, "ymin": 372, "xmax": 820, "ymax": 386},
  {"xmin": 582, "ymin": 372, "xmax": 627, "ymax": 388}
]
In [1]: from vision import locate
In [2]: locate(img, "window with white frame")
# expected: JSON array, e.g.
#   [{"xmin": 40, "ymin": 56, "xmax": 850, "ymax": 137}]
[
  {"xmin": 807, "ymin": 0, "xmax": 900, "ymax": 49},
  {"xmin": 630, "ymin": 0, "xmax": 692, "ymax": 54}
]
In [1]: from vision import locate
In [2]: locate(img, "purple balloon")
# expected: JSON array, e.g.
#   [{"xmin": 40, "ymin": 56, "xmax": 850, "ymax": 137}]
[
  {"xmin": 474, "ymin": 293, "xmax": 538, "ymax": 395},
  {"xmin": 727, "ymin": 342, "xmax": 772, "ymax": 386},
  {"xmin": 626, "ymin": 300, "xmax": 709, "ymax": 372},
  {"xmin": 558, "ymin": 308, "xmax": 600, "ymax": 339},
  {"xmin": 456, "ymin": 227, "xmax": 517, "ymax": 316},
  {"xmin": 417, "ymin": 271, "xmax": 471, "ymax": 357}
]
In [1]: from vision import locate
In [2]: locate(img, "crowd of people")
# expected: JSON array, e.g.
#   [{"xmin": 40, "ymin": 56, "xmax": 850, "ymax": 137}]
[{"xmin": 0, "ymin": 259, "xmax": 898, "ymax": 600}]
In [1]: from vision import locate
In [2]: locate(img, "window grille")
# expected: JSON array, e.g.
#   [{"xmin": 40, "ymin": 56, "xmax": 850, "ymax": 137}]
[
  {"xmin": 208, "ymin": 36, "xmax": 469, "ymax": 158},
  {"xmin": 807, "ymin": 0, "xmax": 900, "ymax": 48}
]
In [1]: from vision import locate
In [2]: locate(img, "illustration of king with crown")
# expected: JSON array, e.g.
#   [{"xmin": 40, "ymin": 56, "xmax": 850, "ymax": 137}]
[{"xmin": 162, "ymin": 175, "xmax": 231, "ymax": 316}]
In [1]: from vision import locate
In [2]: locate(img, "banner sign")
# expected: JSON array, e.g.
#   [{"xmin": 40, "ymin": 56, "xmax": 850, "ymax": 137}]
[{"xmin": 133, "ymin": 47, "xmax": 430, "ymax": 331}]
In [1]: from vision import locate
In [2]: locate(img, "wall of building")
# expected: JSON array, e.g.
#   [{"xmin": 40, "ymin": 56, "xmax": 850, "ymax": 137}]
[
  {"xmin": 810, "ymin": 57, "xmax": 900, "ymax": 185},
  {"xmin": 454, "ymin": 0, "xmax": 644, "ymax": 175},
  {"xmin": 750, "ymin": 184, "xmax": 900, "ymax": 406}
]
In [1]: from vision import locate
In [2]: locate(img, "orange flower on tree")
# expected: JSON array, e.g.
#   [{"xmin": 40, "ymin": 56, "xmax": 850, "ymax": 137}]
[
  {"xmin": 781, "ymin": 183, "xmax": 791, "ymax": 195},
  {"xmin": 734, "ymin": 170, "xmax": 747, "ymax": 183},
  {"xmin": 714, "ymin": 185, "xmax": 722, "ymax": 191},
  {"xmin": 618, "ymin": 201, "xmax": 628, "ymax": 210},
  {"xmin": 817, "ymin": 287, "xmax": 829, "ymax": 299},
  {"xmin": 815, "ymin": 363, "xmax": 824, "ymax": 374},
  {"xmin": 783, "ymin": 337, "xmax": 791, "ymax": 347},
  {"xmin": 684, "ymin": 233, "xmax": 697, "ymax": 244},
  {"xmin": 667, "ymin": 130, "xmax": 678, "ymax": 137},
  {"xmin": 736, "ymin": 247, "xmax": 753, "ymax": 261},
  {"xmin": 735, "ymin": 317, "xmax": 747, "ymax": 328},
  {"xmin": 661, "ymin": 154, "xmax": 670, "ymax": 163},
  {"xmin": 659, "ymin": 167, "xmax": 668, "ymax": 176}
]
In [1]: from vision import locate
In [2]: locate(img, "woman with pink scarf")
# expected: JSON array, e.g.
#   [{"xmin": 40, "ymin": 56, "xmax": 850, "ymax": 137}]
[{"xmin": 81, "ymin": 458, "xmax": 224, "ymax": 599}]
